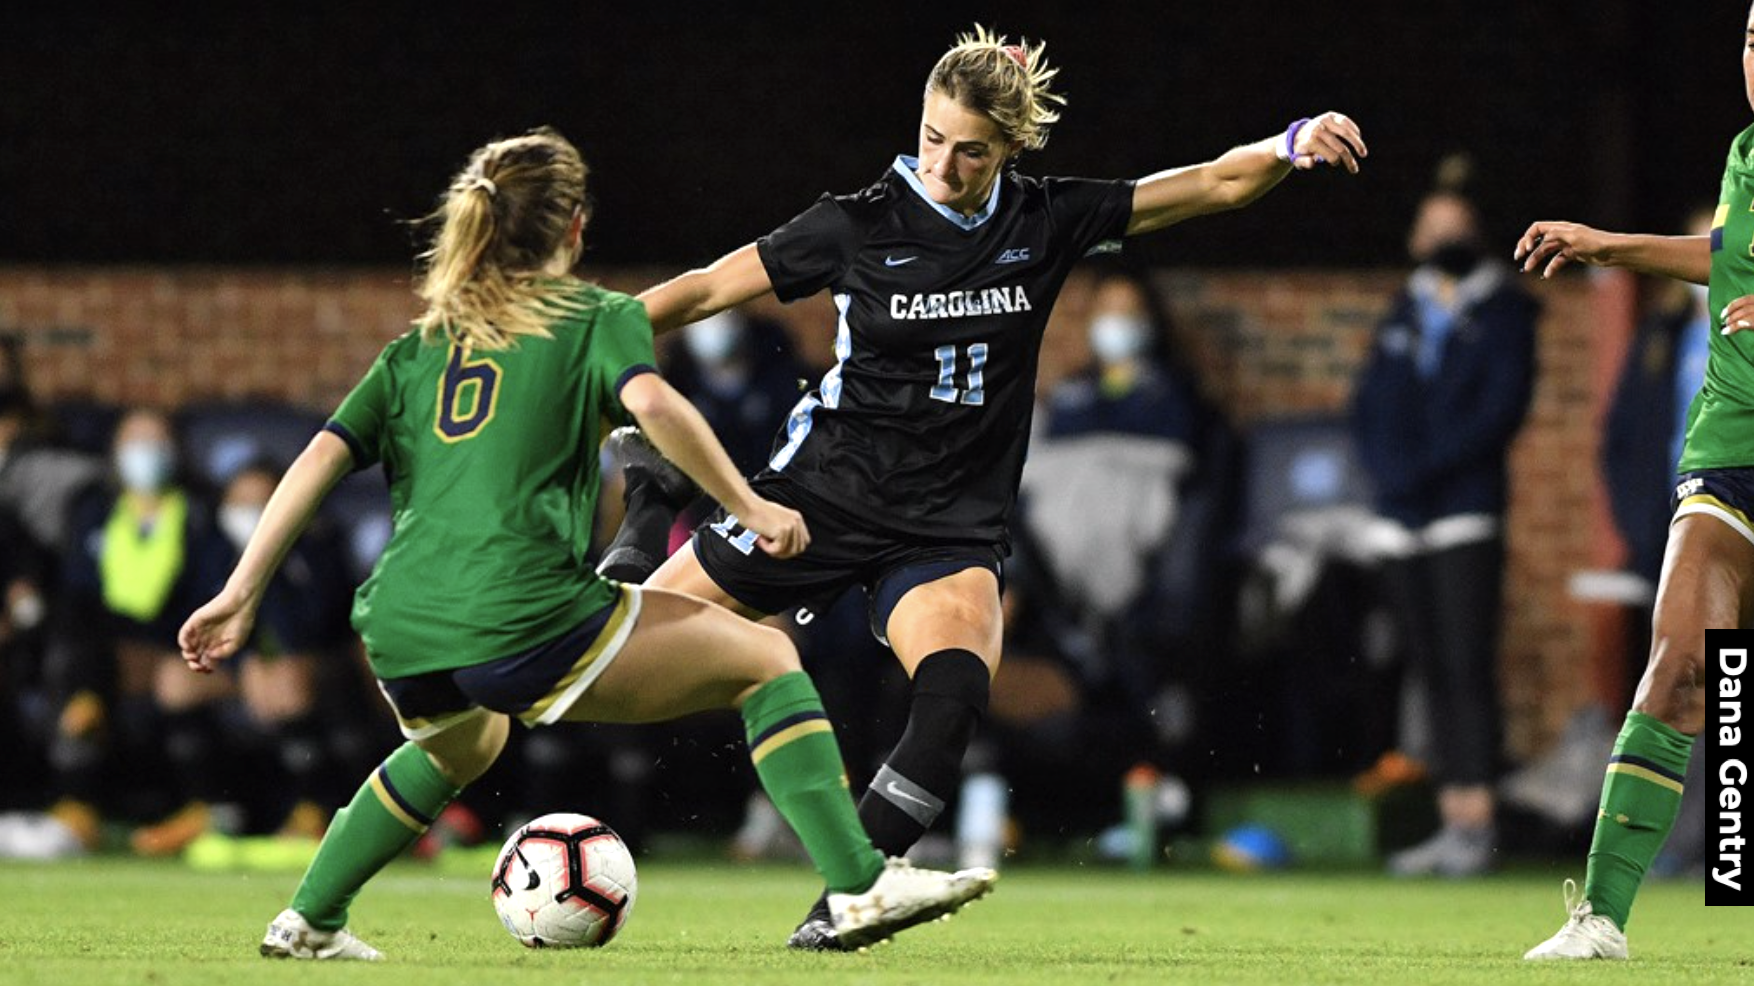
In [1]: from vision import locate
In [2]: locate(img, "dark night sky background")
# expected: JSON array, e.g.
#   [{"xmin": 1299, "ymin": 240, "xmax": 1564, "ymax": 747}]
[{"xmin": 3, "ymin": 2, "xmax": 1749, "ymax": 270}]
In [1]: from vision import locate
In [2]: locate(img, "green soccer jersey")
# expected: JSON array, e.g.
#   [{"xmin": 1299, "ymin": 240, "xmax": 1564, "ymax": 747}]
[
  {"xmin": 1683, "ymin": 121, "xmax": 1754, "ymax": 471},
  {"xmin": 326, "ymin": 281, "xmax": 656, "ymax": 677}
]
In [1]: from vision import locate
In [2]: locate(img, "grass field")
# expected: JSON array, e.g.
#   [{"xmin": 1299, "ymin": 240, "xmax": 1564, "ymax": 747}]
[{"xmin": 1, "ymin": 856, "xmax": 1747, "ymax": 985}]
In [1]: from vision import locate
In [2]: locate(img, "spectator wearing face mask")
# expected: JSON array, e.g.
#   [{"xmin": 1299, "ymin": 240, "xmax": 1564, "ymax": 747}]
[
  {"xmin": 58, "ymin": 408, "xmax": 232, "ymax": 853},
  {"xmin": 0, "ymin": 387, "xmax": 65, "ymax": 793},
  {"xmin": 1003, "ymin": 261, "xmax": 1224, "ymax": 825},
  {"xmin": 209, "ymin": 459, "xmax": 356, "ymax": 841},
  {"xmin": 1027, "ymin": 261, "xmax": 1212, "ymax": 629},
  {"xmin": 663, "ymin": 311, "xmax": 810, "ymax": 484},
  {"xmin": 597, "ymin": 310, "xmax": 807, "ymax": 585},
  {"xmin": 0, "ymin": 377, "xmax": 105, "ymax": 855},
  {"xmin": 1351, "ymin": 178, "xmax": 1537, "ymax": 877}
]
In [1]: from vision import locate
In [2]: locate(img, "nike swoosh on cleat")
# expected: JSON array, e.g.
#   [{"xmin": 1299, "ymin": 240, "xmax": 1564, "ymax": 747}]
[{"xmin": 884, "ymin": 255, "xmax": 918, "ymax": 267}]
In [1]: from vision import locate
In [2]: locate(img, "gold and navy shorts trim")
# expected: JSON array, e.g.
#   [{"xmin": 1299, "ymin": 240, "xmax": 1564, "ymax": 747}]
[
  {"xmin": 1672, "ymin": 468, "xmax": 1754, "ymax": 547},
  {"xmin": 1605, "ymin": 753, "xmax": 1685, "ymax": 794},
  {"xmin": 376, "ymin": 585, "xmax": 643, "ymax": 739}
]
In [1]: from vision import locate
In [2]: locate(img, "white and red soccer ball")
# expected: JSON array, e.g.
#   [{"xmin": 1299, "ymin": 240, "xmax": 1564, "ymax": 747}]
[{"xmin": 490, "ymin": 812, "xmax": 637, "ymax": 948}]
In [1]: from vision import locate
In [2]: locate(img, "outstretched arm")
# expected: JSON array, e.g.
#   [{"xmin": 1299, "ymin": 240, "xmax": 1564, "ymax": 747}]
[
  {"xmin": 637, "ymin": 243, "xmax": 774, "ymax": 335},
  {"xmin": 1127, "ymin": 111, "xmax": 1367, "ymax": 236},
  {"xmin": 616, "ymin": 372, "xmax": 809, "ymax": 558},
  {"xmin": 1513, "ymin": 223, "xmax": 1709, "ymax": 284},
  {"xmin": 179, "ymin": 430, "xmax": 353, "ymax": 671}
]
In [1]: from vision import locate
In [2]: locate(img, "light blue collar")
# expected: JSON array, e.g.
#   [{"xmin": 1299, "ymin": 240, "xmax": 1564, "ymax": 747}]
[{"xmin": 893, "ymin": 155, "xmax": 1001, "ymax": 230}]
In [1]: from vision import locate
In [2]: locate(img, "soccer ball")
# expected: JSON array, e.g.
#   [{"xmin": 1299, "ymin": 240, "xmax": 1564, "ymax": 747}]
[{"xmin": 490, "ymin": 813, "xmax": 637, "ymax": 948}]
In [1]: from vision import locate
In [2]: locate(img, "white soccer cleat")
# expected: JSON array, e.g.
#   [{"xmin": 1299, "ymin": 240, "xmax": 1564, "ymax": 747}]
[
  {"xmin": 260, "ymin": 908, "xmax": 384, "ymax": 961},
  {"xmin": 1523, "ymin": 879, "xmax": 1628, "ymax": 961},
  {"xmin": 1386, "ymin": 824, "xmax": 1494, "ymax": 878},
  {"xmin": 827, "ymin": 857, "xmax": 997, "ymax": 950}
]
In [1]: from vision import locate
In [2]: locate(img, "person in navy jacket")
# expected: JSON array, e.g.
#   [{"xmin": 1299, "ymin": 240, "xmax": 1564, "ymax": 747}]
[{"xmin": 1351, "ymin": 185, "xmax": 1537, "ymax": 877}]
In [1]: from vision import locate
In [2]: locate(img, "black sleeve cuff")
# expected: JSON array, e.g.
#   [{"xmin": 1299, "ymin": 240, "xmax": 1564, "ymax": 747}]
[
  {"xmin": 323, "ymin": 421, "xmax": 371, "ymax": 471},
  {"xmin": 614, "ymin": 363, "xmax": 658, "ymax": 395}
]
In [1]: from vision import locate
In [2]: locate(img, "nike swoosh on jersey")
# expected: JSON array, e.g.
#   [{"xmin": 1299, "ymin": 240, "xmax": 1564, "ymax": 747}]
[
  {"xmin": 885, "ymin": 781, "xmax": 932, "ymax": 807},
  {"xmin": 884, "ymin": 255, "xmax": 919, "ymax": 267}
]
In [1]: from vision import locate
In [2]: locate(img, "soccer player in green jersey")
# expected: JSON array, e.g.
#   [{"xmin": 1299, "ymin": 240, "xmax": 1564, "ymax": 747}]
[
  {"xmin": 177, "ymin": 127, "xmax": 996, "ymax": 961},
  {"xmin": 1513, "ymin": 5, "xmax": 1754, "ymax": 960}
]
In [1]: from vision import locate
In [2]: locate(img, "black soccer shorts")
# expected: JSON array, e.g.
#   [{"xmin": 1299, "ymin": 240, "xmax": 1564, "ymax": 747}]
[{"xmin": 691, "ymin": 474, "xmax": 1003, "ymax": 645}]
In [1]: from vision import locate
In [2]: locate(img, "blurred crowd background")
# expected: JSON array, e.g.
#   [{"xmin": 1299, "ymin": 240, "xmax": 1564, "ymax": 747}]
[{"xmin": 0, "ymin": 3, "xmax": 1734, "ymax": 874}]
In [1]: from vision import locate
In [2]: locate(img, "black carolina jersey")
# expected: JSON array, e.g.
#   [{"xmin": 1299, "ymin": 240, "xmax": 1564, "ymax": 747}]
[{"xmin": 753, "ymin": 155, "xmax": 1135, "ymax": 546}]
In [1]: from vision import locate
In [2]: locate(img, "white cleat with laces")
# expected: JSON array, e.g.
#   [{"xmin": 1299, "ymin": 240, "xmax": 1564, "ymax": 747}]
[
  {"xmin": 1523, "ymin": 879, "xmax": 1628, "ymax": 960},
  {"xmin": 260, "ymin": 908, "xmax": 384, "ymax": 961},
  {"xmin": 827, "ymin": 856, "xmax": 998, "ymax": 950}
]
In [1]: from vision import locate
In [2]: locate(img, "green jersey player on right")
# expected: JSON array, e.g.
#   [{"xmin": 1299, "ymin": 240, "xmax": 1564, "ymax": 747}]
[{"xmin": 1514, "ymin": 3, "xmax": 1754, "ymax": 960}]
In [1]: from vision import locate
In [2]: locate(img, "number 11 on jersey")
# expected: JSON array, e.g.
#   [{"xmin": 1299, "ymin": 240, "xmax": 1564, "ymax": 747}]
[{"xmin": 930, "ymin": 343, "xmax": 988, "ymax": 406}]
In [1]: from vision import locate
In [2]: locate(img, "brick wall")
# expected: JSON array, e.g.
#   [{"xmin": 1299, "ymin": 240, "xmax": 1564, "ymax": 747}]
[{"xmin": 0, "ymin": 265, "xmax": 1621, "ymax": 759}]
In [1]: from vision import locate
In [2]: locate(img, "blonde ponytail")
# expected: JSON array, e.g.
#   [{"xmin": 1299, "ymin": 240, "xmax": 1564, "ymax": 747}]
[{"xmin": 415, "ymin": 128, "xmax": 592, "ymax": 351}]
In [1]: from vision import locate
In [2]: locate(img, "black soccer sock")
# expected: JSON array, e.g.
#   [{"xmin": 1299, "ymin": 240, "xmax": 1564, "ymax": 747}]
[
  {"xmin": 273, "ymin": 713, "xmax": 329, "ymax": 807},
  {"xmin": 597, "ymin": 475, "xmax": 681, "ymax": 583},
  {"xmin": 800, "ymin": 649, "xmax": 992, "ymax": 926},
  {"xmin": 858, "ymin": 648, "xmax": 991, "ymax": 855},
  {"xmin": 163, "ymin": 705, "xmax": 224, "ymax": 805},
  {"xmin": 50, "ymin": 732, "xmax": 107, "ymax": 807}
]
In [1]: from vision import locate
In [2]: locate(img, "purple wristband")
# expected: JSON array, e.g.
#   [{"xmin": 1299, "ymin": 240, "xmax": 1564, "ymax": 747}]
[{"xmin": 1282, "ymin": 117, "xmax": 1311, "ymax": 163}]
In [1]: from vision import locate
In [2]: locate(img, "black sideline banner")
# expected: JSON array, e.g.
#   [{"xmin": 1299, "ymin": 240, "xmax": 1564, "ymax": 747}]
[{"xmin": 1707, "ymin": 629, "xmax": 1752, "ymax": 906}]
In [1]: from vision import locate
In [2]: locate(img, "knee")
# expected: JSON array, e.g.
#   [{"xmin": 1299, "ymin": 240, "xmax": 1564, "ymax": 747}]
[
  {"xmin": 1633, "ymin": 632, "xmax": 1706, "ymax": 728},
  {"xmin": 726, "ymin": 625, "xmax": 802, "ymax": 711},
  {"xmin": 749, "ymin": 624, "xmax": 802, "ymax": 681},
  {"xmin": 245, "ymin": 688, "xmax": 309, "ymax": 727},
  {"xmin": 423, "ymin": 715, "xmax": 510, "ymax": 787},
  {"xmin": 913, "ymin": 649, "xmax": 992, "ymax": 714}
]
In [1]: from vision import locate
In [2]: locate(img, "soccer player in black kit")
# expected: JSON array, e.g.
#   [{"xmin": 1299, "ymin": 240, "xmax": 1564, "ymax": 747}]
[{"xmin": 610, "ymin": 25, "xmax": 1367, "ymax": 949}]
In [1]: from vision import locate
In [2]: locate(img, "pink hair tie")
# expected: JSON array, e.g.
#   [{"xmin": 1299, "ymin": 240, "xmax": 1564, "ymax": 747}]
[{"xmin": 1002, "ymin": 44, "xmax": 1027, "ymax": 68}]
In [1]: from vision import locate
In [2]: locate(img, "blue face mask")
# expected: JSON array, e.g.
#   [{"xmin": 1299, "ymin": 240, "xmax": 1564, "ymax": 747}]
[
  {"xmin": 218, "ymin": 503, "xmax": 264, "ymax": 550},
  {"xmin": 115, "ymin": 440, "xmax": 174, "ymax": 493},
  {"xmin": 684, "ymin": 313, "xmax": 744, "ymax": 366},
  {"xmin": 1087, "ymin": 314, "xmax": 1151, "ymax": 365}
]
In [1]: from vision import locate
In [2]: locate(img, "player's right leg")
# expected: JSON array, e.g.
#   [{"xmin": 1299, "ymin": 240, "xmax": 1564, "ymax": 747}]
[
  {"xmin": 263, "ymin": 684, "xmax": 510, "ymax": 960},
  {"xmin": 1526, "ymin": 508, "xmax": 1754, "ymax": 960},
  {"xmin": 564, "ymin": 585, "xmax": 996, "ymax": 948}
]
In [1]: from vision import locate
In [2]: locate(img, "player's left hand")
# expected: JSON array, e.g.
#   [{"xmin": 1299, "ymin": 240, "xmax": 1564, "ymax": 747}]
[
  {"xmin": 1722, "ymin": 294, "xmax": 1754, "ymax": 336},
  {"xmin": 1293, "ymin": 112, "xmax": 1367, "ymax": 173},
  {"xmin": 178, "ymin": 592, "xmax": 257, "ymax": 673}
]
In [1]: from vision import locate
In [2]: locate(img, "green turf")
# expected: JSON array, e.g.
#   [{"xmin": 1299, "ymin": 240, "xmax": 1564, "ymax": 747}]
[{"xmin": 0, "ymin": 857, "xmax": 1745, "ymax": 985}]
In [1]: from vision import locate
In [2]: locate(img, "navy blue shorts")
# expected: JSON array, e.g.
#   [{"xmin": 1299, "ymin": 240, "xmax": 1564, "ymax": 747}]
[
  {"xmin": 376, "ymin": 586, "xmax": 641, "ymax": 738},
  {"xmin": 1673, "ymin": 468, "xmax": 1754, "ymax": 545},
  {"xmin": 692, "ymin": 475, "xmax": 1003, "ymax": 646}
]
